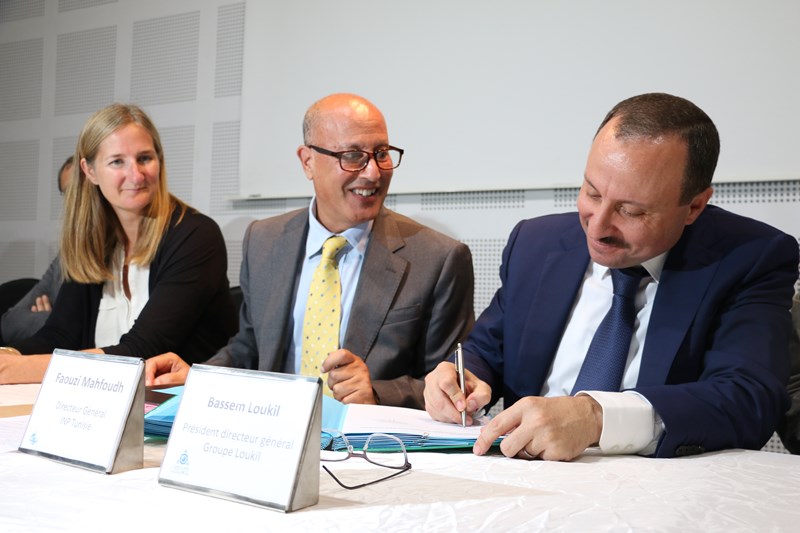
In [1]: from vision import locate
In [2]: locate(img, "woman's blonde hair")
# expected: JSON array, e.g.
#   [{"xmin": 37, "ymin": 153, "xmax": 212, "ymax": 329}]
[{"xmin": 61, "ymin": 103, "xmax": 187, "ymax": 283}]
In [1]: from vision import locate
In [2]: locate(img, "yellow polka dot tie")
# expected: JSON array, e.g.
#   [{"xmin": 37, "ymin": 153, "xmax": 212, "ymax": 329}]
[{"xmin": 301, "ymin": 235, "xmax": 347, "ymax": 397}]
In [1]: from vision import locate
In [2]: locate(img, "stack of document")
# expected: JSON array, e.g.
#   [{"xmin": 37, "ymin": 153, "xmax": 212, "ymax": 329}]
[
  {"xmin": 144, "ymin": 386, "xmax": 183, "ymax": 437},
  {"xmin": 141, "ymin": 387, "xmax": 498, "ymax": 449},
  {"xmin": 321, "ymin": 396, "xmax": 498, "ymax": 451}
]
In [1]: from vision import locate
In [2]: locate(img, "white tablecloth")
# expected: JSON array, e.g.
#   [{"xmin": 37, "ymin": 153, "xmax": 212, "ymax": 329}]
[{"xmin": 2, "ymin": 385, "xmax": 800, "ymax": 532}]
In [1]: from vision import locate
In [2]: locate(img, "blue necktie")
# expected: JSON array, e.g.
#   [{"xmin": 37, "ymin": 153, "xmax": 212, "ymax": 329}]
[{"xmin": 571, "ymin": 267, "xmax": 647, "ymax": 394}]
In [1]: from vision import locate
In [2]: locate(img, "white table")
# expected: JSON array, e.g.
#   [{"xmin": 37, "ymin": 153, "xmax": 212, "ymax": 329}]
[{"xmin": 2, "ymin": 384, "xmax": 800, "ymax": 532}]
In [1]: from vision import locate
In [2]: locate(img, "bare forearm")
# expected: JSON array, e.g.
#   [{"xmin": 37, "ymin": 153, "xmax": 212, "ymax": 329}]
[{"xmin": 0, "ymin": 353, "xmax": 52, "ymax": 384}]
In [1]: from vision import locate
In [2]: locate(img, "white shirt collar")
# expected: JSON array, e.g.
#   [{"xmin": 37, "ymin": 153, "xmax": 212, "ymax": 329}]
[{"xmin": 593, "ymin": 251, "xmax": 668, "ymax": 283}]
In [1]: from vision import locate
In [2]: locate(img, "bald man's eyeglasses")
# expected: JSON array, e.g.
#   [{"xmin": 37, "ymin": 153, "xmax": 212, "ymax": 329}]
[{"xmin": 308, "ymin": 145, "xmax": 404, "ymax": 172}]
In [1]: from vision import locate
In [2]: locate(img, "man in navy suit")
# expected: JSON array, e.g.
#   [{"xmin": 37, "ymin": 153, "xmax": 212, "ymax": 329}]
[{"xmin": 424, "ymin": 93, "xmax": 798, "ymax": 460}]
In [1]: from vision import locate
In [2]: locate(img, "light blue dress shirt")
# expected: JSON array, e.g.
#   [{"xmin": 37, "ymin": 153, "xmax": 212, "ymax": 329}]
[{"xmin": 283, "ymin": 199, "xmax": 372, "ymax": 374}]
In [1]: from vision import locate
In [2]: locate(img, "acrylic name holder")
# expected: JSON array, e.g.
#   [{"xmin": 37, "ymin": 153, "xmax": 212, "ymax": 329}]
[
  {"xmin": 158, "ymin": 365, "xmax": 322, "ymax": 512},
  {"xmin": 19, "ymin": 349, "xmax": 144, "ymax": 474}
]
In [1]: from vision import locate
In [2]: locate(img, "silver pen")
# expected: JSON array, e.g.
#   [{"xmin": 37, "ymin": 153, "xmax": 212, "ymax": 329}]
[{"xmin": 455, "ymin": 342, "xmax": 466, "ymax": 427}]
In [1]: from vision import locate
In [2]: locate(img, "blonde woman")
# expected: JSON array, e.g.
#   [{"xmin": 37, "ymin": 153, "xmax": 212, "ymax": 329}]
[{"xmin": 0, "ymin": 103, "xmax": 237, "ymax": 383}]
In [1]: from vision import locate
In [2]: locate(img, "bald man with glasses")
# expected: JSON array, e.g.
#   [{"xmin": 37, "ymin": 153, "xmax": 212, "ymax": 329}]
[{"xmin": 146, "ymin": 93, "xmax": 475, "ymax": 409}]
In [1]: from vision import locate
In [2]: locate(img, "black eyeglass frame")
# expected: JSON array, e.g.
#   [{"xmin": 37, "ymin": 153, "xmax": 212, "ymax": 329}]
[
  {"xmin": 320, "ymin": 431, "xmax": 412, "ymax": 490},
  {"xmin": 307, "ymin": 144, "xmax": 404, "ymax": 172}
]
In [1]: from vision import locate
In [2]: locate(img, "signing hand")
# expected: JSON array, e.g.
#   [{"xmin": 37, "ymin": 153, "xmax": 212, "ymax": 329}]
[
  {"xmin": 322, "ymin": 349, "xmax": 376, "ymax": 405},
  {"xmin": 424, "ymin": 360, "xmax": 491, "ymax": 425},
  {"xmin": 473, "ymin": 395, "xmax": 603, "ymax": 461},
  {"xmin": 145, "ymin": 352, "xmax": 190, "ymax": 387},
  {"xmin": 31, "ymin": 294, "xmax": 52, "ymax": 313}
]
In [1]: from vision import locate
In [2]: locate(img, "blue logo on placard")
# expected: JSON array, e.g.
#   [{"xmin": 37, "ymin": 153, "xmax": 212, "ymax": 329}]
[
  {"xmin": 171, "ymin": 450, "xmax": 189, "ymax": 475},
  {"xmin": 29, "ymin": 433, "xmax": 38, "ymax": 446}
]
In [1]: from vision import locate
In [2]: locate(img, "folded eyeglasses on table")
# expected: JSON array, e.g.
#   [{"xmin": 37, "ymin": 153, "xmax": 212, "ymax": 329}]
[{"xmin": 320, "ymin": 430, "xmax": 412, "ymax": 490}]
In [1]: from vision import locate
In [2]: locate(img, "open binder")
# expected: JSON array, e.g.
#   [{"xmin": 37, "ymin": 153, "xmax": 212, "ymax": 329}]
[
  {"xmin": 321, "ymin": 396, "xmax": 500, "ymax": 451},
  {"xmin": 145, "ymin": 388, "xmax": 501, "ymax": 450}
]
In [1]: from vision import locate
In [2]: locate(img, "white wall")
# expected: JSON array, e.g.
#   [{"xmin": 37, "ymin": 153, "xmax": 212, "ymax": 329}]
[
  {"xmin": 0, "ymin": 0, "xmax": 798, "ymax": 319},
  {"xmin": 240, "ymin": 0, "xmax": 800, "ymax": 197}
]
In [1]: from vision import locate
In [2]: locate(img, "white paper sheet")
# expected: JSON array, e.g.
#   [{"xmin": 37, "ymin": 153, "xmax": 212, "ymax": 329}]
[{"xmin": 0, "ymin": 415, "xmax": 28, "ymax": 452}]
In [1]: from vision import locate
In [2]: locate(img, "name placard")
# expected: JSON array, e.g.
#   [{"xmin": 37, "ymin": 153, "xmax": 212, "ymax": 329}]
[
  {"xmin": 158, "ymin": 365, "xmax": 321, "ymax": 512},
  {"xmin": 19, "ymin": 349, "xmax": 144, "ymax": 474}
]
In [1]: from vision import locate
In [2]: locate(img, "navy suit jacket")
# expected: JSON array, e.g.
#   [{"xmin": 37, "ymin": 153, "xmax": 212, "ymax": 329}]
[{"xmin": 464, "ymin": 205, "xmax": 798, "ymax": 458}]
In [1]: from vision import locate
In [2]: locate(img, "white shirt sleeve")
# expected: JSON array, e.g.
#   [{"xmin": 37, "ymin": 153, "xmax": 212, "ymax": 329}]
[{"xmin": 578, "ymin": 390, "xmax": 663, "ymax": 455}]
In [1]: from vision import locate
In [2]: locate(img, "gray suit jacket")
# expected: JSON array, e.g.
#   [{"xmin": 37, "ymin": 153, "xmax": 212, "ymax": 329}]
[
  {"xmin": 207, "ymin": 207, "xmax": 475, "ymax": 408},
  {"xmin": 779, "ymin": 292, "xmax": 800, "ymax": 453},
  {"xmin": 1, "ymin": 256, "xmax": 62, "ymax": 344}
]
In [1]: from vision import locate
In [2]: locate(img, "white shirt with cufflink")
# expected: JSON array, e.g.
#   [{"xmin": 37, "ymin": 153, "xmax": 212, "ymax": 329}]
[{"xmin": 540, "ymin": 253, "xmax": 668, "ymax": 456}]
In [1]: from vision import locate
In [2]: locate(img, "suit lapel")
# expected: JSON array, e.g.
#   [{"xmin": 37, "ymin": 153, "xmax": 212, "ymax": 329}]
[
  {"xmin": 257, "ymin": 211, "xmax": 309, "ymax": 372},
  {"xmin": 518, "ymin": 225, "xmax": 589, "ymax": 392},
  {"xmin": 344, "ymin": 209, "xmax": 406, "ymax": 360},
  {"xmin": 637, "ymin": 218, "xmax": 720, "ymax": 386}
]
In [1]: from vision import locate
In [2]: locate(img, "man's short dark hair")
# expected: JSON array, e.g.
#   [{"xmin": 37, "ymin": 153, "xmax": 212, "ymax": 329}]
[
  {"xmin": 596, "ymin": 93, "xmax": 720, "ymax": 204},
  {"xmin": 57, "ymin": 155, "xmax": 74, "ymax": 194}
]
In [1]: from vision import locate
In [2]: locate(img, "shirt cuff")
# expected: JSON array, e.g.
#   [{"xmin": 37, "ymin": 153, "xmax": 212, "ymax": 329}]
[{"xmin": 577, "ymin": 390, "xmax": 659, "ymax": 455}]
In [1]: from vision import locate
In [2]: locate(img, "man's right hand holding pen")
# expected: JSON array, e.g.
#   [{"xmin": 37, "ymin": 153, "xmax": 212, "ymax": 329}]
[
  {"xmin": 425, "ymin": 350, "xmax": 605, "ymax": 462},
  {"xmin": 423, "ymin": 359, "xmax": 492, "ymax": 427}
]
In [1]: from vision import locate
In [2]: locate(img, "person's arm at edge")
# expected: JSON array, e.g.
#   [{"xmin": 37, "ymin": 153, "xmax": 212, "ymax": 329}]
[
  {"xmin": 1, "ymin": 257, "xmax": 62, "ymax": 344},
  {"xmin": 778, "ymin": 291, "xmax": 800, "ymax": 453}
]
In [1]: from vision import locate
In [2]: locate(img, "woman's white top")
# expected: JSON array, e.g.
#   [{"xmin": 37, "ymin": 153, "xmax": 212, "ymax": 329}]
[{"xmin": 94, "ymin": 247, "xmax": 150, "ymax": 348}]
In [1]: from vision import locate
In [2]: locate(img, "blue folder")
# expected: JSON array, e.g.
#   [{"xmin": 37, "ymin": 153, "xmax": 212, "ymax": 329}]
[
  {"xmin": 144, "ymin": 386, "xmax": 184, "ymax": 437},
  {"xmin": 321, "ymin": 396, "xmax": 500, "ymax": 451}
]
